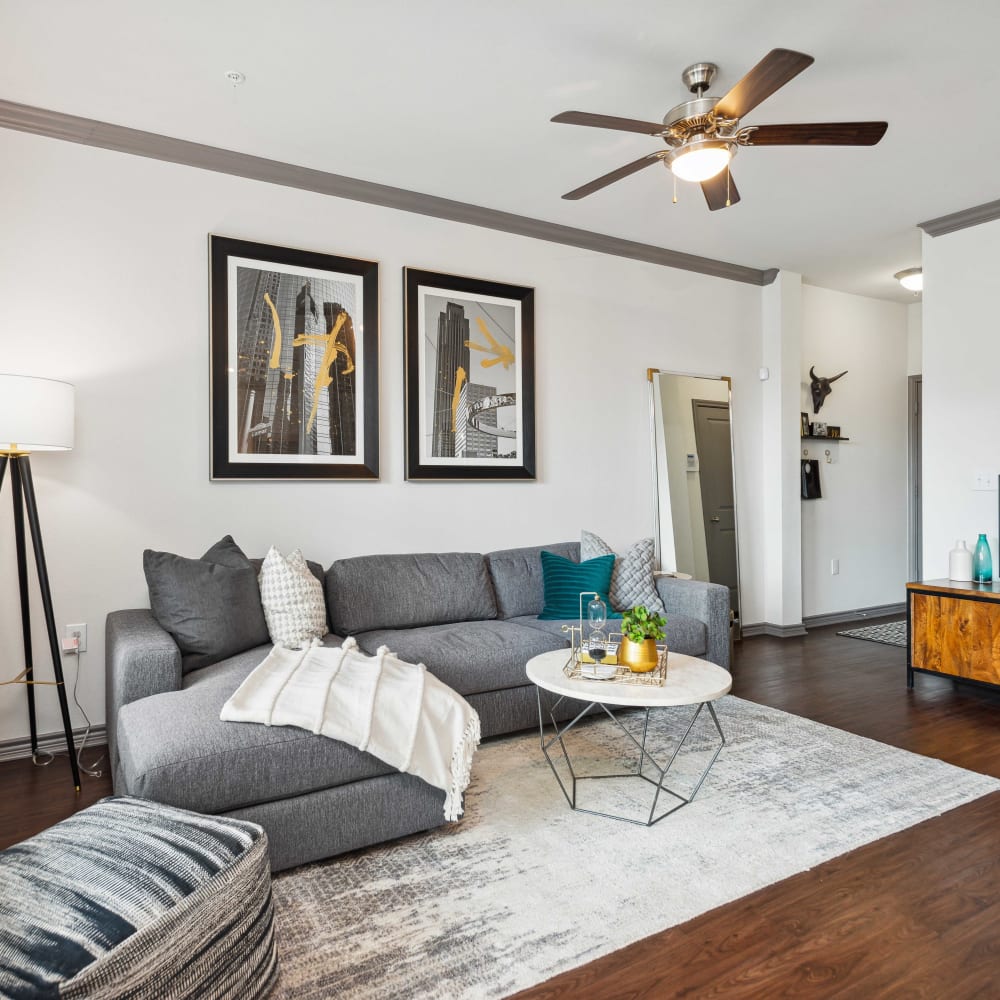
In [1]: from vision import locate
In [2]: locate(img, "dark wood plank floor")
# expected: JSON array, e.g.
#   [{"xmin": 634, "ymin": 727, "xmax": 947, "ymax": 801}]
[
  {"xmin": 0, "ymin": 742, "xmax": 111, "ymax": 850},
  {"xmin": 2, "ymin": 619, "xmax": 998, "ymax": 997}
]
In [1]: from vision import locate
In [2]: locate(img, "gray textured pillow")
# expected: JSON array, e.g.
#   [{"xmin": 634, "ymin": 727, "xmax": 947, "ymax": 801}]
[
  {"xmin": 143, "ymin": 535, "xmax": 270, "ymax": 673},
  {"xmin": 580, "ymin": 530, "xmax": 667, "ymax": 616}
]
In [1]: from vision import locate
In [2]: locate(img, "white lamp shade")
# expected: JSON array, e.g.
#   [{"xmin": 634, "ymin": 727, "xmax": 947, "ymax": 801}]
[{"xmin": 0, "ymin": 374, "xmax": 75, "ymax": 452}]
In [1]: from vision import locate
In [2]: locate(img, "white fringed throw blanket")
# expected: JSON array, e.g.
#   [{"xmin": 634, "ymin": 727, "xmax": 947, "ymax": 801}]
[{"xmin": 221, "ymin": 638, "xmax": 480, "ymax": 821}]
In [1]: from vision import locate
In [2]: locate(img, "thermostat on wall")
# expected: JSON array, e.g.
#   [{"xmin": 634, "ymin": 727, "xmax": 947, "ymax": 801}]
[{"xmin": 686, "ymin": 453, "xmax": 699, "ymax": 471}]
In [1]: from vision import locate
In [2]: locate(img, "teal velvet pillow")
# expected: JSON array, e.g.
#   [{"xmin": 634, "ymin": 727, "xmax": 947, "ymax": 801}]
[{"xmin": 538, "ymin": 551, "xmax": 622, "ymax": 621}]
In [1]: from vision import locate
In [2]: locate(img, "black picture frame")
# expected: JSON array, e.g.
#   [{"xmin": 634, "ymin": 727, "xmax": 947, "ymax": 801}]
[
  {"xmin": 800, "ymin": 412, "xmax": 810, "ymax": 437},
  {"xmin": 210, "ymin": 235, "xmax": 379, "ymax": 480},
  {"xmin": 403, "ymin": 267, "xmax": 535, "ymax": 481}
]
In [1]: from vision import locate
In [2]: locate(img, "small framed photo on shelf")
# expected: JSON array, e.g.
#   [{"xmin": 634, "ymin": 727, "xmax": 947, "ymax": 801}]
[
  {"xmin": 800, "ymin": 412, "xmax": 810, "ymax": 436},
  {"xmin": 812, "ymin": 421, "xmax": 828, "ymax": 437},
  {"xmin": 827, "ymin": 425, "xmax": 841, "ymax": 439}
]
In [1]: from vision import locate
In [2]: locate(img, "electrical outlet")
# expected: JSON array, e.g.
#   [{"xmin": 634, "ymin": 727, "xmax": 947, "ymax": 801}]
[
  {"xmin": 973, "ymin": 471, "xmax": 996, "ymax": 491},
  {"xmin": 64, "ymin": 623, "xmax": 87, "ymax": 652},
  {"xmin": 831, "ymin": 559, "xmax": 840, "ymax": 575}
]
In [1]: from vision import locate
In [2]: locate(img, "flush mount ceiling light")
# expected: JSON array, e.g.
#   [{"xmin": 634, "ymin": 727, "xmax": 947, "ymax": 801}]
[
  {"xmin": 894, "ymin": 267, "xmax": 923, "ymax": 293},
  {"xmin": 225, "ymin": 70, "xmax": 246, "ymax": 86}
]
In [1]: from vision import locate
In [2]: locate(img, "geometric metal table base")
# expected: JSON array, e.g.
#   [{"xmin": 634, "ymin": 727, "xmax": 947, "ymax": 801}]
[{"xmin": 536, "ymin": 688, "xmax": 726, "ymax": 827}]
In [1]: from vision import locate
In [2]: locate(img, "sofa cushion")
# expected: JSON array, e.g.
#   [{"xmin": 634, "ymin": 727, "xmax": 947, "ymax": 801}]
[
  {"xmin": 143, "ymin": 535, "xmax": 269, "ymax": 674},
  {"xmin": 325, "ymin": 552, "xmax": 497, "ymax": 634},
  {"xmin": 581, "ymin": 530, "xmax": 667, "ymax": 616},
  {"xmin": 510, "ymin": 612, "xmax": 708, "ymax": 657},
  {"xmin": 538, "ymin": 550, "xmax": 618, "ymax": 620},
  {"xmin": 353, "ymin": 620, "xmax": 565, "ymax": 696},
  {"xmin": 258, "ymin": 546, "xmax": 329, "ymax": 647},
  {"xmin": 485, "ymin": 541, "xmax": 580, "ymax": 619},
  {"xmin": 115, "ymin": 638, "xmax": 400, "ymax": 816},
  {"xmin": 250, "ymin": 555, "xmax": 325, "ymax": 586}
]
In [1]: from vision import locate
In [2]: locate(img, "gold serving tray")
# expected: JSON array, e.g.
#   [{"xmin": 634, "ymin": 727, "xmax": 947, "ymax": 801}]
[{"xmin": 560, "ymin": 625, "xmax": 668, "ymax": 686}]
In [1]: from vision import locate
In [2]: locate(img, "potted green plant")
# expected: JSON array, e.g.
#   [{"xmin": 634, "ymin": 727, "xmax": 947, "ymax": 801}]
[{"xmin": 618, "ymin": 605, "xmax": 667, "ymax": 673}]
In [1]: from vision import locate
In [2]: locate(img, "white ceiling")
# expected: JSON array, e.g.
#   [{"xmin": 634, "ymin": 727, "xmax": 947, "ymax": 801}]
[{"xmin": 3, "ymin": 0, "xmax": 998, "ymax": 302}]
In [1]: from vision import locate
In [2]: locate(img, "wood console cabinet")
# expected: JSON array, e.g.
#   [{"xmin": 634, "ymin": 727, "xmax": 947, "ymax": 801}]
[{"xmin": 907, "ymin": 579, "xmax": 1000, "ymax": 689}]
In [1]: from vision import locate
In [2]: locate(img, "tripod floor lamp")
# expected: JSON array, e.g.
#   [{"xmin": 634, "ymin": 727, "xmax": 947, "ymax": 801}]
[{"xmin": 0, "ymin": 373, "xmax": 80, "ymax": 791}]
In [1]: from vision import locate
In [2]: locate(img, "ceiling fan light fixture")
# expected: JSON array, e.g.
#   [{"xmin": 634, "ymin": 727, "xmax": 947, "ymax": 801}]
[
  {"xmin": 666, "ymin": 140, "xmax": 733, "ymax": 183},
  {"xmin": 894, "ymin": 267, "xmax": 923, "ymax": 293}
]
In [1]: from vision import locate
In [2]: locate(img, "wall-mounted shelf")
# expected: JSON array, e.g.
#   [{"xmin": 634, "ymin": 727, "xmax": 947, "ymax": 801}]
[{"xmin": 801, "ymin": 435, "xmax": 850, "ymax": 441}]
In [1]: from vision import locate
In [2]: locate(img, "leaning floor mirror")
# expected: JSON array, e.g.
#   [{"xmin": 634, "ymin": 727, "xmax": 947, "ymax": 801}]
[{"xmin": 648, "ymin": 369, "xmax": 742, "ymax": 632}]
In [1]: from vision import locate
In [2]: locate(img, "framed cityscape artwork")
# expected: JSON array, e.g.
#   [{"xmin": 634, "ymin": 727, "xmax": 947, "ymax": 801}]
[
  {"xmin": 209, "ymin": 235, "xmax": 379, "ymax": 480},
  {"xmin": 403, "ymin": 268, "xmax": 535, "ymax": 481}
]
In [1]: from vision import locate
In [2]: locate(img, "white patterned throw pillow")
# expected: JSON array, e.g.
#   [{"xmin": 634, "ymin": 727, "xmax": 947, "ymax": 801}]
[
  {"xmin": 580, "ymin": 531, "xmax": 667, "ymax": 616},
  {"xmin": 258, "ymin": 546, "xmax": 329, "ymax": 648}
]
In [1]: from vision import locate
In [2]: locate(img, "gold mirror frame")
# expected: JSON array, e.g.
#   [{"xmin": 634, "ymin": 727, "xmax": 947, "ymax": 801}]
[{"xmin": 648, "ymin": 368, "xmax": 741, "ymax": 630}]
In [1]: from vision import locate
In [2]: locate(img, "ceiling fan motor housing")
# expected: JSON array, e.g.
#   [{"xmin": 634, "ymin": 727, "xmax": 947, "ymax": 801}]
[
  {"xmin": 680, "ymin": 62, "xmax": 717, "ymax": 95},
  {"xmin": 662, "ymin": 96, "xmax": 722, "ymax": 136}
]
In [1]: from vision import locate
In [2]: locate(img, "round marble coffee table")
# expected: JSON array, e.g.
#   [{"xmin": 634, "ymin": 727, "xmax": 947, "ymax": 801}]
[{"xmin": 526, "ymin": 648, "xmax": 732, "ymax": 826}]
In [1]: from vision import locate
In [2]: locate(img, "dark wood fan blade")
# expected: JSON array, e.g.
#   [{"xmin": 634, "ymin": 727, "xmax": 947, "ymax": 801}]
[
  {"xmin": 744, "ymin": 121, "xmax": 888, "ymax": 146},
  {"xmin": 551, "ymin": 110, "xmax": 667, "ymax": 135},
  {"xmin": 714, "ymin": 49, "xmax": 814, "ymax": 121},
  {"xmin": 561, "ymin": 151, "xmax": 665, "ymax": 200},
  {"xmin": 701, "ymin": 169, "xmax": 741, "ymax": 211}
]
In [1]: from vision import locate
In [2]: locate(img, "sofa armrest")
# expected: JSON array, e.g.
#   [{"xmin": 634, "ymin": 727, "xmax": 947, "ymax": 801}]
[
  {"xmin": 654, "ymin": 577, "xmax": 731, "ymax": 671},
  {"xmin": 105, "ymin": 610, "xmax": 182, "ymax": 784}
]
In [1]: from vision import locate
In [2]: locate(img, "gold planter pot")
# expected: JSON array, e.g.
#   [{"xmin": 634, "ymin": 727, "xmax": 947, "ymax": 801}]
[{"xmin": 618, "ymin": 636, "xmax": 660, "ymax": 673}]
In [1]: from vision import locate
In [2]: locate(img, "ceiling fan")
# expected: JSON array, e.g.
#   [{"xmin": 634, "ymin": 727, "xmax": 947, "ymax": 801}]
[{"xmin": 551, "ymin": 48, "xmax": 887, "ymax": 210}]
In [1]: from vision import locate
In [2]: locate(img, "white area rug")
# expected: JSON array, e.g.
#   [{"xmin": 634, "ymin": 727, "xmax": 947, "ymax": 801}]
[{"xmin": 271, "ymin": 696, "xmax": 998, "ymax": 999}]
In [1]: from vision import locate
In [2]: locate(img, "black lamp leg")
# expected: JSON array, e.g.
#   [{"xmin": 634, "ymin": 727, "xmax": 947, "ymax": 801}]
[
  {"xmin": 9, "ymin": 458, "xmax": 40, "ymax": 760},
  {"xmin": 12, "ymin": 455, "xmax": 81, "ymax": 792}
]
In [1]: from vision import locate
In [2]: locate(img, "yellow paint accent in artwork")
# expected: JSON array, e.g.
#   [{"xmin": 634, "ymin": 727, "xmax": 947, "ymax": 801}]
[
  {"xmin": 451, "ymin": 366, "xmax": 467, "ymax": 433},
  {"xmin": 263, "ymin": 293, "xmax": 282, "ymax": 369},
  {"xmin": 466, "ymin": 316, "xmax": 515, "ymax": 370},
  {"xmin": 293, "ymin": 310, "xmax": 355, "ymax": 435}
]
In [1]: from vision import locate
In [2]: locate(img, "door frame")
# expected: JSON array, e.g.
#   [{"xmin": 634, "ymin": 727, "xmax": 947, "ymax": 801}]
[{"xmin": 908, "ymin": 374, "xmax": 922, "ymax": 582}]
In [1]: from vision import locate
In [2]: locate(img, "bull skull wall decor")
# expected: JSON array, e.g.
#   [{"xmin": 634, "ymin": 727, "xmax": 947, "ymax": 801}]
[{"xmin": 809, "ymin": 366, "xmax": 847, "ymax": 414}]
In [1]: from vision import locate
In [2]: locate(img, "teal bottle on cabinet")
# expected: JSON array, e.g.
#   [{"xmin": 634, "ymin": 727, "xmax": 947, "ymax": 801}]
[{"xmin": 973, "ymin": 534, "xmax": 993, "ymax": 584}]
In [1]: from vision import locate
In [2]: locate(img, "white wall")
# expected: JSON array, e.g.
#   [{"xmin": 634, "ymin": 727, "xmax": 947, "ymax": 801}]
[
  {"xmin": 907, "ymin": 302, "xmax": 922, "ymax": 375},
  {"xmin": 922, "ymin": 224, "xmax": 1000, "ymax": 578},
  {"xmin": 0, "ymin": 128, "xmax": 765, "ymax": 742},
  {"xmin": 761, "ymin": 272, "xmax": 803, "ymax": 628},
  {"xmin": 800, "ymin": 285, "xmax": 909, "ymax": 616}
]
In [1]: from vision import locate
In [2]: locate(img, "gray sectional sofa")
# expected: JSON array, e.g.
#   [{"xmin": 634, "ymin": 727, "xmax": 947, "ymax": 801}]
[{"xmin": 106, "ymin": 541, "xmax": 729, "ymax": 871}]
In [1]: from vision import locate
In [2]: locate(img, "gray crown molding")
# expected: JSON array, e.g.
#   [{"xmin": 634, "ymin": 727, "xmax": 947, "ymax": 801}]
[
  {"xmin": 0, "ymin": 98, "xmax": 776, "ymax": 286},
  {"xmin": 918, "ymin": 199, "xmax": 1000, "ymax": 237}
]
